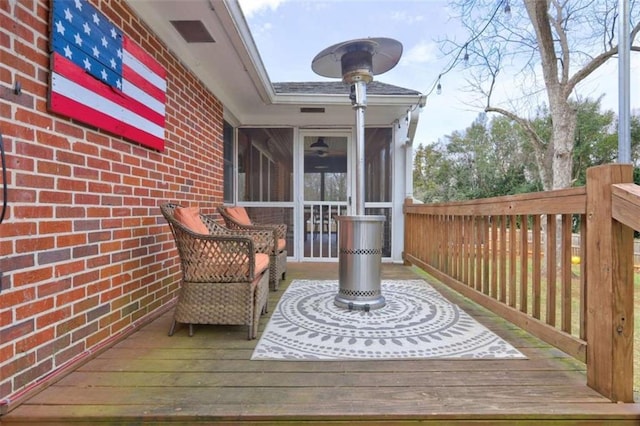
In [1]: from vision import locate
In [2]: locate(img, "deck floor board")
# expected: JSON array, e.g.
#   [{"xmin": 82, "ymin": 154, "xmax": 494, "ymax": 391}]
[{"xmin": 3, "ymin": 263, "xmax": 639, "ymax": 425}]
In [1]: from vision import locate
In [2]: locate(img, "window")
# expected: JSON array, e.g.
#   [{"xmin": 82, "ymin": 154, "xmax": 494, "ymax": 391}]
[
  {"xmin": 365, "ymin": 127, "xmax": 392, "ymax": 202},
  {"xmin": 237, "ymin": 128, "xmax": 293, "ymax": 202}
]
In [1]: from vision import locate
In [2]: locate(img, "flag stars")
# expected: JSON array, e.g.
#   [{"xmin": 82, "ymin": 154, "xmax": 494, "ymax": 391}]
[
  {"xmin": 101, "ymin": 36, "xmax": 108, "ymax": 48},
  {"xmin": 63, "ymin": 45, "xmax": 72, "ymax": 59},
  {"xmin": 101, "ymin": 69, "xmax": 108, "ymax": 81},
  {"xmin": 55, "ymin": 20, "xmax": 65, "ymax": 35},
  {"xmin": 116, "ymin": 79, "xmax": 122, "ymax": 90},
  {"xmin": 64, "ymin": 8, "xmax": 73, "ymax": 22},
  {"xmin": 110, "ymin": 58, "xmax": 116, "ymax": 69},
  {"xmin": 83, "ymin": 21, "xmax": 91, "ymax": 35},
  {"xmin": 92, "ymin": 12, "xmax": 100, "ymax": 25},
  {"xmin": 74, "ymin": 0, "xmax": 82, "ymax": 10},
  {"xmin": 74, "ymin": 33, "xmax": 82, "ymax": 46},
  {"xmin": 92, "ymin": 45, "xmax": 100, "ymax": 58},
  {"xmin": 83, "ymin": 57, "xmax": 91, "ymax": 71},
  {"xmin": 116, "ymin": 48, "xmax": 122, "ymax": 59},
  {"xmin": 110, "ymin": 27, "xmax": 117, "ymax": 39}
]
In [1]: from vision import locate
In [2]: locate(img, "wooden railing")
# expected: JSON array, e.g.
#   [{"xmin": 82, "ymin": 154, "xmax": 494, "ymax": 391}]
[{"xmin": 404, "ymin": 164, "xmax": 637, "ymax": 402}]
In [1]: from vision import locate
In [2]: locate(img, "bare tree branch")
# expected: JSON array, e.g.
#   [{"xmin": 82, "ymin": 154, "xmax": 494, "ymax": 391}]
[
  {"xmin": 550, "ymin": 0, "xmax": 571, "ymax": 85},
  {"xmin": 484, "ymin": 106, "xmax": 546, "ymax": 152}
]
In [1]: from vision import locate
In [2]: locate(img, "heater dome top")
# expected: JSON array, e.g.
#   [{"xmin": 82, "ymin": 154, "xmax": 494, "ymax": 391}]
[{"xmin": 311, "ymin": 37, "xmax": 402, "ymax": 80}]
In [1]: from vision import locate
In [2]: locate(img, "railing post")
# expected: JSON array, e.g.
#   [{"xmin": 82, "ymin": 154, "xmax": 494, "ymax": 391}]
[
  {"xmin": 403, "ymin": 197, "xmax": 413, "ymax": 265},
  {"xmin": 585, "ymin": 164, "xmax": 634, "ymax": 402}
]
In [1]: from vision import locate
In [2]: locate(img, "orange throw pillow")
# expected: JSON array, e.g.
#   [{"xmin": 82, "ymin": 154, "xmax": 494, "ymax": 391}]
[
  {"xmin": 226, "ymin": 206, "xmax": 252, "ymax": 225},
  {"xmin": 174, "ymin": 206, "xmax": 210, "ymax": 235}
]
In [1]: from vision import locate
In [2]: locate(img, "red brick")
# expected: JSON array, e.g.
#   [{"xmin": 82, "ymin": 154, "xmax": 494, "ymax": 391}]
[
  {"xmin": 15, "ymin": 107, "xmax": 52, "ymax": 128},
  {"xmin": 56, "ymin": 287, "xmax": 87, "ymax": 306},
  {"xmin": 57, "ymin": 178, "xmax": 87, "ymax": 192},
  {"xmin": 16, "ymin": 236, "xmax": 54, "ymax": 252},
  {"xmin": 0, "ymin": 319, "xmax": 34, "ymax": 342},
  {"xmin": 56, "ymin": 150, "xmax": 85, "ymax": 166},
  {"xmin": 54, "ymin": 121, "xmax": 85, "ymax": 139},
  {"xmin": 16, "ymin": 140, "xmax": 53, "ymax": 160},
  {"xmin": 57, "ymin": 233, "xmax": 87, "ymax": 248},
  {"xmin": 38, "ymin": 161, "xmax": 72, "ymax": 176},
  {"xmin": 15, "ymin": 174, "xmax": 54, "ymax": 190},
  {"xmin": 16, "ymin": 297, "xmax": 54, "ymax": 320},
  {"xmin": 39, "ymin": 220, "xmax": 72, "ymax": 234},
  {"xmin": 13, "ymin": 204, "xmax": 53, "ymax": 219},
  {"xmin": 38, "ymin": 278, "xmax": 72, "ymax": 298},
  {"xmin": 14, "ymin": 267, "xmax": 53, "ymax": 286},
  {"xmin": 53, "ymin": 260, "xmax": 85, "ymax": 277},
  {"xmin": 15, "ymin": 328, "xmax": 55, "ymax": 354},
  {"xmin": 0, "ymin": 286, "xmax": 36, "ymax": 308},
  {"xmin": 39, "ymin": 190, "xmax": 72, "ymax": 204},
  {"xmin": 8, "ymin": 187, "xmax": 36, "ymax": 202},
  {"xmin": 73, "ymin": 295, "xmax": 99, "ymax": 315},
  {"xmin": 36, "ymin": 131, "xmax": 71, "ymax": 150}
]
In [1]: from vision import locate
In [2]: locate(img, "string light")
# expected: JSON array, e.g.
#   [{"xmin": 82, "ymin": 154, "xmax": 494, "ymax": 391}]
[{"xmin": 424, "ymin": 0, "xmax": 510, "ymax": 98}]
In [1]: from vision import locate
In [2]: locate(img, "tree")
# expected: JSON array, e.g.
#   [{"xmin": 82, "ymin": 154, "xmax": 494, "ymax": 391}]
[
  {"xmin": 444, "ymin": 0, "xmax": 640, "ymax": 191},
  {"xmin": 413, "ymin": 141, "xmax": 451, "ymax": 202},
  {"xmin": 413, "ymin": 113, "xmax": 539, "ymax": 203},
  {"xmin": 572, "ymin": 97, "xmax": 617, "ymax": 185}
]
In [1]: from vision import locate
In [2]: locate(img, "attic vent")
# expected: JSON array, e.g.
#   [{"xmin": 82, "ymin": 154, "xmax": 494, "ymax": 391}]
[
  {"xmin": 300, "ymin": 107, "xmax": 325, "ymax": 113},
  {"xmin": 170, "ymin": 20, "xmax": 215, "ymax": 43}
]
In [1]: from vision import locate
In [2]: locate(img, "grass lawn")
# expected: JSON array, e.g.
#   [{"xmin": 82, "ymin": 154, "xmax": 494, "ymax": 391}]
[{"xmin": 463, "ymin": 256, "xmax": 640, "ymax": 398}]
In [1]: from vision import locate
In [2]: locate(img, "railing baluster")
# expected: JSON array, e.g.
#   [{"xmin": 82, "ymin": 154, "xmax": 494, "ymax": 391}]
[
  {"xmin": 532, "ymin": 214, "xmax": 542, "ymax": 320},
  {"xmin": 491, "ymin": 215, "xmax": 498, "ymax": 298},
  {"xmin": 519, "ymin": 215, "xmax": 528, "ymax": 314},
  {"xmin": 546, "ymin": 214, "xmax": 557, "ymax": 327},
  {"xmin": 561, "ymin": 213, "xmax": 572, "ymax": 333},
  {"xmin": 509, "ymin": 215, "xmax": 517, "ymax": 308},
  {"xmin": 499, "ymin": 215, "xmax": 507, "ymax": 304}
]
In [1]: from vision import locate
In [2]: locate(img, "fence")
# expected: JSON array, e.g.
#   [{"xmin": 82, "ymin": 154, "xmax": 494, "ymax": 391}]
[{"xmin": 404, "ymin": 164, "xmax": 638, "ymax": 402}]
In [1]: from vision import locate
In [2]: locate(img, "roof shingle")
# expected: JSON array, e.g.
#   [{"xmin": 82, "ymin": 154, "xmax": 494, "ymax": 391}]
[{"xmin": 273, "ymin": 81, "xmax": 421, "ymax": 96}]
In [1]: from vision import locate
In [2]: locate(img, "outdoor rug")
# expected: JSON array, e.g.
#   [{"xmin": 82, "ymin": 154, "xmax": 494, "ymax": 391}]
[{"xmin": 251, "ymin": 279, "xmax": 526, "ymax": 361}]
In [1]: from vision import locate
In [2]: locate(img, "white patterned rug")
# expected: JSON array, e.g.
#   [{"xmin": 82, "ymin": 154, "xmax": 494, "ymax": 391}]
[{"xmin": 252, "ymin": 280, "xmax": 526, "ymax": 361}]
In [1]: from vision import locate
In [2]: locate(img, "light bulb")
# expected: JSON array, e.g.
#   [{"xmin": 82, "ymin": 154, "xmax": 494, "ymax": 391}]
[{"xmin": 503, "ymin": 0, "xmax": 511, "ymax": 18}]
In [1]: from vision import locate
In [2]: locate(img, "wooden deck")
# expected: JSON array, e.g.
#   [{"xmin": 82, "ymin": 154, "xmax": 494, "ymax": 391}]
[{"xmin": 3, "ymin": 263, "xmax": 640, "ymax": 425}]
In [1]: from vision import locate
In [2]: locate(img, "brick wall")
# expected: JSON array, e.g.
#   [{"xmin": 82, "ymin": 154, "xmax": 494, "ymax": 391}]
[{"xmin": 0, "ymin": 0, "xmax": 224, "ymax": 408}]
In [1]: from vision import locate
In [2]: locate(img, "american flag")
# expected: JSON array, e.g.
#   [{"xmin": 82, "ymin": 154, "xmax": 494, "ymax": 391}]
[{"xmin": 48, "ymin": 0, "xmax": 166, "ymax": 151}]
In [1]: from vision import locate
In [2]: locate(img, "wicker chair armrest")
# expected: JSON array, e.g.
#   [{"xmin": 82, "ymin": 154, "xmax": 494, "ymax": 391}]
[
  {"xmin": 261, "ymin": 223, "xmax": 286, "ymax": 240},
  {"xmin": 177, "ymin": 232, "xmax": 258, "ymax": 282},
  {"xmin": 201, "ymin": 215, "xmax": 274, "ymax": 254},
  {"xmin": 218, "ymin": 206, "xmax": 287, "ymax": 238}
]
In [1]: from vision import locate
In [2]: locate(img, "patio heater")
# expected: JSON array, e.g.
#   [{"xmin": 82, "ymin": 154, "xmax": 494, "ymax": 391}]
[{"xmin": 312, "ymin": 37, "xmax": 402, "ymax": 311}]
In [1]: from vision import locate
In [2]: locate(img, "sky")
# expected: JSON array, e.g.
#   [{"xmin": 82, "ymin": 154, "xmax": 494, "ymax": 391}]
[{"xmin": 237, "ymin": 0, "xmax": 638, "ymax": 147}]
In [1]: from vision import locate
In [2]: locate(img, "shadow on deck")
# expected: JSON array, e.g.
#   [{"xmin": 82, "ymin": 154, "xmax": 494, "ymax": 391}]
[{"xmin": 3, "ymin": 263, "xmax": 640, "ymax": 425}]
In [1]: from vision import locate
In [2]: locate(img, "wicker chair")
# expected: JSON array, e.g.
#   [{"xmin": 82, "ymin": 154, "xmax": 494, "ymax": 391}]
[
  {"xmin": 160, "ymin": 203, "xmax": 271, "ymax": 339},
  {"xmin": 218, "ymin": 206, "xmax": 287, "ymax": 291}
]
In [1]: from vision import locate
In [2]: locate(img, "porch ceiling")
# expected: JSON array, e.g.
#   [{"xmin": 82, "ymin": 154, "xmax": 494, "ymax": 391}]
[{"xmin": 125, "ymin": 0, "xmax": 424, "ymax": 130}]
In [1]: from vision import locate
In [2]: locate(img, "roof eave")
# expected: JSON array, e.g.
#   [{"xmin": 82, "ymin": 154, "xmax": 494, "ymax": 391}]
[{"xmin": 218, "ymin": 0, "xmax": 276, "ymax": 103}]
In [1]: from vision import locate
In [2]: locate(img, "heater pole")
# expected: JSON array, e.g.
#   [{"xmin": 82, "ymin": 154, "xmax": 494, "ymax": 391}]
[{"xmin": 353, "ymin": 80, "xmax": 367, "ymax": 216}]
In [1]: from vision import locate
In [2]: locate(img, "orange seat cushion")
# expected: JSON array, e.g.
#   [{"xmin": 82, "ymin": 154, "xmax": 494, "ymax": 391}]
[
  {"xmin": 254, "ymin": 253, "xmax": 270, "ymax": 275},
  {"xmin": 174, "ymin": 206, "xmax": 209, "ymax": 235},
  {"xmin": 277, "ymin": 238, "xmax": 286, "ymax": 251},
  {"xmin": 226, "ymin": 206, "xmax": 252, "ymax": 226}
]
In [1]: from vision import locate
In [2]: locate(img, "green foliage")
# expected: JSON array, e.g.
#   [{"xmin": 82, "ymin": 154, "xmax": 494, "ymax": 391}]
[
  {"xmin": 414, "ymin": 99, "xmax": 640, "ymax": 203},
  {"xmin": 414, "ymin": 113, "xmax": 540, "ymax": 202}
]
